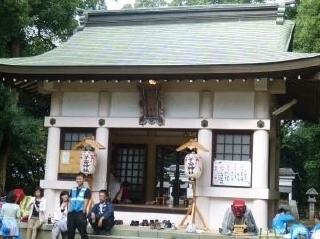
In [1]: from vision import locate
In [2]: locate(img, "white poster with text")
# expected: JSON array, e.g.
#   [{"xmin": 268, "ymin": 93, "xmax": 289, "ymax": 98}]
[{"xmin": 212, "ymin": 160, "xmax": 251, "ymax": 187}]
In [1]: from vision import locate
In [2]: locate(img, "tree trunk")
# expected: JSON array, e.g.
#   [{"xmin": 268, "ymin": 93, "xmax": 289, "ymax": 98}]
[
  {"xmin": 0, "ymin": 131, "xmax": 12, "ymax": 191},
  {"xmin": 11, "ymin": 39, "xmax": 20, "ymax": 57}
]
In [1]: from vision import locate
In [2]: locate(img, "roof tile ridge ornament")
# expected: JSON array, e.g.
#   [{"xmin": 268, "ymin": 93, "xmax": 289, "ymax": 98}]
[
  {"xmin": 276, "ymin": 2, "xmax": 286, "ymax": 25},
  {"xmin": 76, "ymin": 8, "xmax": 87, "ymax": 31}
]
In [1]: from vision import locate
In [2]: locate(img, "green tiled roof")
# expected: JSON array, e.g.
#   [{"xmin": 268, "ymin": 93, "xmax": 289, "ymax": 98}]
[{"xmin": 0, "ymin": 4, "xmax": 319, "ymax": 67}]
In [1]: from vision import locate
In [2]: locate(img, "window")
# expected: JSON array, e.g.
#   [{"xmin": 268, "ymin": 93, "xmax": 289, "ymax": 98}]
[
  {"xmin": 58, "ymin": 128, "xmax": 95, "ymax": 180},
  {"xmin": 112, "ymin": 144, "xmax": 147, "ymax": 204},
  {"xmin": 215, "ymin": 133, "xmax": 251, "ymax": 161},
  {"xmin": 212, "ymin": 131, "xmax": 252, "ymax": 187},
  {"xmin": 61, "ymin": 129, "xmax": 95, "ymax": 150}
]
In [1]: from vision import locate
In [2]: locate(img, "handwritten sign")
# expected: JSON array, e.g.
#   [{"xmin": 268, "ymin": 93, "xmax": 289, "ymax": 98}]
[{"xmin": 212, "ymin": 160, "xmax": 251, "ymax": 187}]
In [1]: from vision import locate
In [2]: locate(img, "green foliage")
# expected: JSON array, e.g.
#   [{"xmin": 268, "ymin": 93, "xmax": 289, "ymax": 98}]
[
  {"xmin": 122, "ymin": 3, "xmax": 134, "ymax": 9},
  {"xmin": 0, "ymin": 0, "xmax": 106, "ymax": 192},
  {"xmin": 285, "ymin": 0, "xmax": 300, "ymax": 20},
  {"xmin": 293, "ymin": 0, "xmax": 320, "ymax": 52},
  {"xmin": 0, "ymin": 0, "xmax": 31, "ymax": 57},
  {"xmin": 0, "ymin": 85, "xmax": 18, "ymax": 139},
  {"xmin": 6, "ymin": 115, "xmax": 47, "ymax": 194},
  {"xmin": 0, "ymin": 0, "xmax": 105, "ymax": 57},
  {"xmin": 0, "ymin": 85, "xmax": 48, "ymax": 193},
  {"xmin": 280, "ymin": 121, "xmax": 320, "ymax": 205},
  {"xmin": 134, "ymin": 0, "xmax": 167, "ymax": 8},
  {"xmin": 78, "ymin": 0, "xmax": 106, "ymax": 9}
]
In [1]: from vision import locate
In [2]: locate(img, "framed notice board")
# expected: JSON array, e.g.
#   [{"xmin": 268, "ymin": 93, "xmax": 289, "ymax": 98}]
[{"xmin": 212, "ymin": 160, "xmax": 252, "ymax": 187}]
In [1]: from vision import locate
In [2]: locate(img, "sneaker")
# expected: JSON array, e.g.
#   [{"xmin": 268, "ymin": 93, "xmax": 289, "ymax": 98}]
[{"xmin": 105, "ymin": 231, "xmax": 111, "ymax": 236}]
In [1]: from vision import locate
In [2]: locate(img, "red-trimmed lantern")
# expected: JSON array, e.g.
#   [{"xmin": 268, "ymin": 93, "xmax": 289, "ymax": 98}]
[
  {"xmin": 80, "ymin": 150, "xmax": 97, "ymax": 175},
  {"xmin": 184, "ymin": 152, "xmax": 203, "ymax": 179}
]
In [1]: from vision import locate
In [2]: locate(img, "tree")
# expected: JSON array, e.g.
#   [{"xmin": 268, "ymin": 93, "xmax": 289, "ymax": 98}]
[
  {"xmin": 280, "ymin": 121, "xmax": 320, "ymax": 206},
  {"xmin": 0, "ymin": 0, "xmax": 103, "ymax": 193},
  {"xmin": 134, "ymin": 0, "xmax": 167, "ymax": 8},
  {"xmin": 0, "ymin": 85, "xmax": 48, "ymax": 194},
  {"xmin": 0, "ymin": 0, "xmax": 105, "ymax": 58},
  {"xmin": 0, "ymin": 85, "xmax": 18, "ymax": 191},
  {"xmin": 293, "ymin": 0, "xmax": 320, "ymax": 52}
]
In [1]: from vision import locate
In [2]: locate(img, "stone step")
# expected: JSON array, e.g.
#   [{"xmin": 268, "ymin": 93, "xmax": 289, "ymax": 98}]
[{"xmin": 20, "ymin": 223, "xmax": 281, "ymax": 239}]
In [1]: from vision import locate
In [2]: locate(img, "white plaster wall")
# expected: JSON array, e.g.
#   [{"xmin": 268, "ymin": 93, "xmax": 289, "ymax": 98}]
[
  {"xmin": 109, "ymin": 92, "xmax": 140, "ymax": 117},
  {"xmin": 163, "ymin": 92, "xmax": 199, "ymax": 118},
  {"xmin": 213, "ymin": 92, "xmax": 254, "ymax": 118},
  {"xmin": 62, "ymin": 92, "xmax": 99, "ymax": 116}
]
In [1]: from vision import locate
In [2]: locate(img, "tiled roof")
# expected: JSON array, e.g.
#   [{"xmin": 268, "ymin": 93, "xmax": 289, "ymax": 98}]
[
  {"xmin": 0, "ymin": 4, "xmax": 319, "ymax": 67},
  {"xmin": 279, "ymin": 168, "xmax": 294, "ymax": 176}
]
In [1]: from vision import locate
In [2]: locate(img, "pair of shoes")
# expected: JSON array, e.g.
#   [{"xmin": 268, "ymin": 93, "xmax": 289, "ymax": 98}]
[
  {"xmin": 162, "ymin": 220, "xmax": 172, "ymax": 228},
  {"xmin": 105, "ymin": 231, "xmax": 111, "ymax": 236},
  {"xmin": 114, "ymin": 219, "xmax": 123, "ymax": 225},
  {"xmin": 155, "ymin": 221, "xmax": 162, "ymax": 230},
  {"xmin": 130, "ymin": 220, "xmax": 139, "ymax": 226},
  {"xmin": 150, "ymin": 220, "xmax": 155, "ymax": 229},
  {"xmin": 140, "ymin": 219, "xmax": 149, "ymax": 226}
]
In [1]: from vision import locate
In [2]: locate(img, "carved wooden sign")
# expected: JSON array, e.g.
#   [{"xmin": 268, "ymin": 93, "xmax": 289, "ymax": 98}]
[{"xmin": 138, "ymin": 83, "xmax": 164, "ymax": 126}]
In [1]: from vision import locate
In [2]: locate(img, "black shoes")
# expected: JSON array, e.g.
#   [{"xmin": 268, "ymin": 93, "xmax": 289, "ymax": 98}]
[
  {"xmin": 114, "ymin": 219, "xmax": 123, "ymax": 225},
  {"xmin": 130, "ymin": 220, "xmax": 139, "ymax": 226},
  {"xmin": 140, "ymin": 219, "xmax": 149, "ymax": 226}
]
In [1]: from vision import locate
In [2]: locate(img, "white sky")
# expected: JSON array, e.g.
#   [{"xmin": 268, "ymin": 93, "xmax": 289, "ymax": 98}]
[
  {"xmin": 106, "ymin": 0, "xmax": 135, "ymax": 9},
  {"xmin": 105, "ymin": 0, "xmax": 287, "ymax": 10}
]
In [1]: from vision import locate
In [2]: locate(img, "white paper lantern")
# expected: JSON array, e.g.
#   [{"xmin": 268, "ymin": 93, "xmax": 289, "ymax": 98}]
[
  {"xmin": 80, "ymin": 151, "xmax": 97, "ymax": 174},
  {"xmin": 184, "ymin": 152, "xmax": 202, "ymax": 179}
]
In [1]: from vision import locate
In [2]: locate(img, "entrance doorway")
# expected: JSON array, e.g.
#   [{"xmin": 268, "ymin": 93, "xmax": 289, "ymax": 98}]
[{"xmin": 110, "ymin": 129, "xmax": 197, "ymax": 205}]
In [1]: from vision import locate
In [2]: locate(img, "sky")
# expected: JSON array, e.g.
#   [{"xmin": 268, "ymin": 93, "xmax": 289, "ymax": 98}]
[
  {"xmin": 105, "ymin": 0, "xmax": 288, "ymax": 10},
  {"xmin": 106, "ymin": 0, "xmax": 135, "ymax": 9}
]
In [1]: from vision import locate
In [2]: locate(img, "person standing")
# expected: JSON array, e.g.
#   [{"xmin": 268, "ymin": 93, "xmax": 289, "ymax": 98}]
[
  {"xmin": 26, "ymin": 186, "xmax": 46, "ymax": 239},
  {"xmin": 88, "ymin": 189, "xmax": 115, "ymax": 236},
  {"xmin": 51, "ymin": 190, "xmax": 69, "ymax": 239},
  {"xmin": 0, "ymin": 190, "xmax": 21, "ymax": 239},
  {"xmin": 67, "ymin": 172, "xmax": 91, "ymax": 239}
]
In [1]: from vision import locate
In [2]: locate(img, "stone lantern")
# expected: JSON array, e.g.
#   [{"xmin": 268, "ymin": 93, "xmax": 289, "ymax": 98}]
[{"xmin": 306, "ymin": 188, "xmax": 318, "ymax": 220}]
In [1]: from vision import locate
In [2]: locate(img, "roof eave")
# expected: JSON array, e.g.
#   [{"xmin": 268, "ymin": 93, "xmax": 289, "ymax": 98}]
[{"xmin": 1, "ymin": 56, "xmax": 320, "ymax": 81}]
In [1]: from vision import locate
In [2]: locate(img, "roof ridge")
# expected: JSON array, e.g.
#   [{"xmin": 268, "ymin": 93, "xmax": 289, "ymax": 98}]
[{"xmin": 81, "ymin": 4, "xmax": 281, "ymax": 27}]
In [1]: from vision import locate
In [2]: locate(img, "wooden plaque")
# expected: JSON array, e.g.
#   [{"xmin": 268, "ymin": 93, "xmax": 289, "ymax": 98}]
[{"xmin": 59, "ymin": 150, "xmax": 82, "ymax": 173}]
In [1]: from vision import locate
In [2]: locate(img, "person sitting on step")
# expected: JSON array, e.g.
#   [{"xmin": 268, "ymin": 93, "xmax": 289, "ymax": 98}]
[{"xmin": 88, "ymin": 189, "xmax": 115, "ymax": 236}]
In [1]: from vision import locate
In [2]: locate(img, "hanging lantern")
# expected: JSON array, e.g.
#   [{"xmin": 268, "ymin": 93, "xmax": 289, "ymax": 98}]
[
  {"xmin": 72, "ymin": 136, "xmax": 106, "ymax": 175},
  {"xmin": 176, "ymin": 138, "xmax": 209, "ymax": 179},
  {"xmin": 184, "ymin": 152, "xmax": 202, "ymax": 179},
  {"xmin": 80, "ymin": 150, "xmax": 97, "ymax": 175}
]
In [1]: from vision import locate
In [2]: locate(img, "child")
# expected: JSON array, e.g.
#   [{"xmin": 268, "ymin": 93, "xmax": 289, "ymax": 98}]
[{"xmin": 0, "ymin": 190, "xmax": 21, "ymax": 239}]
